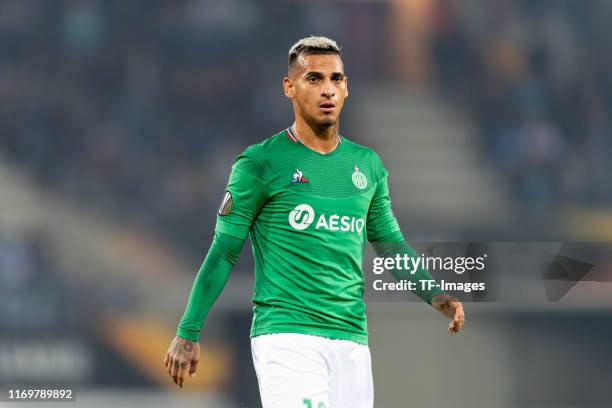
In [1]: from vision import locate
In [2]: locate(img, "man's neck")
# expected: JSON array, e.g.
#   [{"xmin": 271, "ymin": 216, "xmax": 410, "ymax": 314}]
[{"xmin": 292, "ymin": 118, "xmax": 340, "ymax": 154}]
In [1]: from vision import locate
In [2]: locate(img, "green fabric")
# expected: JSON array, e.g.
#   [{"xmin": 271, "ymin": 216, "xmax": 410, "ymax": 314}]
[
  {"xmin": 176, "ymin": 231, "xmax": 244, "ymax": 341},
  {"xmin": 177, "ymin": 129, "xmax": 443, "ymax": 344}
]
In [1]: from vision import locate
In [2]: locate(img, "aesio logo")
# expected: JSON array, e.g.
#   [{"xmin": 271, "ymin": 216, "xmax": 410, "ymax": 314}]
[
  {"xmin": 288, "ymin": 204, "xmax": 365, "ymax": 234},
  {"xmin": 288, "ymin": 204, "xmax": 315, "ymax": 230}
]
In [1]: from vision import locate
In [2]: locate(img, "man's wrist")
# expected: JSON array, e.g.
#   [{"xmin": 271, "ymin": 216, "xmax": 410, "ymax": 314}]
[
  {"xmin": 431, "ymin": 293, "xmax": 457, "ymax": 304},
  {"xmin": 176, "ymin": 327, "xmax": 199, "ymax": 342}
]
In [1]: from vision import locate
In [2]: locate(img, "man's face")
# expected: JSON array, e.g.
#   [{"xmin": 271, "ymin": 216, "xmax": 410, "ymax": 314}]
[{"xmin": 284, "ymin": 54, "xmax": 348, "ymax": 128}]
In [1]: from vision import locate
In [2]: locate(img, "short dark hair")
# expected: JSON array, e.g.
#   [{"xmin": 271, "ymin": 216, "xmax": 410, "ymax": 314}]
[{"xmin": 288, "ymin": 36, "xmax": 342, "ymax": 68}]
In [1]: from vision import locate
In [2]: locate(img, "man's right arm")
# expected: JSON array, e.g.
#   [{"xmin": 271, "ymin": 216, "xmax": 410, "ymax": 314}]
[
  {"xmin": 165, "ymin": 147, "xmax": 268, "ymax": 387},
  {"xmin": 167, "ymin": 232, "xmax": 245, "ymax": 388},
  {"xmin": 176, "ymin": 147, "xmax": 268, "ymax": 340},
  {"xmin": 176, "ymin": 231, "xmax": 246, "ymax": 341}
]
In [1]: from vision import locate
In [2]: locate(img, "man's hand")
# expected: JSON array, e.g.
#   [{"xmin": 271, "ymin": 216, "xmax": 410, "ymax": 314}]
[
  {"xmin": 164, "ymin": 336, "xmax": 200, "ymax": 388},
  {"xmin": 432, "ymin": 294, "xmax": 465, "ymax": 334}
]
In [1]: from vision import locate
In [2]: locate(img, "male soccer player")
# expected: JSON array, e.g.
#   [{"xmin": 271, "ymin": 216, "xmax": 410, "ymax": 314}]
[{"xmin": 164, "ymin": 36, "xmax": 465, "ymax": 407}]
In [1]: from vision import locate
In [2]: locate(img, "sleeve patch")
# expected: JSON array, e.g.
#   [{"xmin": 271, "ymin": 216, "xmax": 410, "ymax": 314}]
[{"xmin": 218, "ymin": 191, "xmax": 232, "ymax": 216}]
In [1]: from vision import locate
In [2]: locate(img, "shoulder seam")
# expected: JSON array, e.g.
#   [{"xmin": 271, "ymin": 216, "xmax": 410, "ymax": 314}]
[{"xmin": 231, "ymin": 162, "xmax": 267, "ymax": 186}]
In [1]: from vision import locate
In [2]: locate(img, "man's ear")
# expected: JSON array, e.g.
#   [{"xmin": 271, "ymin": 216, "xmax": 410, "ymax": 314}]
[
  {"xmin": 344, "ymin": 75, "xmax": 349, "ymax": 98},
  {"xmin": 283, "ymin": 77, "xmax": 295, "ymax": 99}
]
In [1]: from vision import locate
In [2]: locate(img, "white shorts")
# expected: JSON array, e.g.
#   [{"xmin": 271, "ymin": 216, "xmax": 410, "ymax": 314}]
[{"xmin": 251, "ymin": 333, "xmax": 374, "ymax": 408}]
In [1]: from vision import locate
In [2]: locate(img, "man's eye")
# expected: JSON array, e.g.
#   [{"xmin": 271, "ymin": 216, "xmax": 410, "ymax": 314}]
[{"xmin": 307, "ymin": 77, "xmax": 318, "ymax": 82}]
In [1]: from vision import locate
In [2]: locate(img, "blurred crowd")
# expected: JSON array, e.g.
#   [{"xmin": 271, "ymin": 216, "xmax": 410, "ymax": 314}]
[
  {"xmin": 431, "ymin": 0, "xmax": 612, "ymax": 207},
  {"xmin": 1, "ymin": 0, "xmax": 611, "ymax": 261},
  {"xmin": 0, "ymin": 229, "xmax": 78, "ymax": 331},
  {"xmin": 0, "ymin": 0, "xmax": 387, "ymax": 260}
]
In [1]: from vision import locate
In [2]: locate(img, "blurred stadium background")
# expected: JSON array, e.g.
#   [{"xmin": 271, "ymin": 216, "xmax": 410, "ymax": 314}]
[{"xmin": 1, "ymin": 0, "xmax": 611, "ymax": 407}]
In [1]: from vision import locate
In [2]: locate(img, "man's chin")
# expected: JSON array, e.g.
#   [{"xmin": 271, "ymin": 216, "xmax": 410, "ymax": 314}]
[{"xmin": 318, "ymin": 117, "xmax": 337, "ymax": 127}]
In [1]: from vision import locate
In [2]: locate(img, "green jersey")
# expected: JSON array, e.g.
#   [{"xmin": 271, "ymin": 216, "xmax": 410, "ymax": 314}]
[{"xmin": 215, "ymin": 128, "xmax": 401, "ymax": 345}]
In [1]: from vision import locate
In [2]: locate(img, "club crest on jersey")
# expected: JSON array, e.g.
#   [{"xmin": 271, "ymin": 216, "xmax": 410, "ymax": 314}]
[
  {"xmin": 352, "ymin": 165, "xmax": 367, "ymax": 189},
  {"xmin": 218, "ymin": 191, "xmax": 232, "ymax": 216},
  {"xmin": 290, "ymin": 169, "xmax": 309, "ymax": 184}
]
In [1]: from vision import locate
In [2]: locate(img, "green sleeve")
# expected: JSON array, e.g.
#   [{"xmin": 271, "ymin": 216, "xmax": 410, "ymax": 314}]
[
  {"xmin": 214, "ymin": 147, "xmax": 268, "ymax": 240},
  {"xmin": 366, "ymin": 172, "xmax": 401, "ymax": 242},
  {"xmin": 367, "ymin": 174, "xmax": 444, "ymax": 304},
  {"xmin": 177, "ymin": 147, "xmax": 267, "ymax": 341},
  {"xmin": 176, "ymin": 231, "xmax": 246, "ymax": 341}
]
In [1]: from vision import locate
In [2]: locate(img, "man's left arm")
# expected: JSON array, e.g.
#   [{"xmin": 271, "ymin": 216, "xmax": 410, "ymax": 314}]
[{"xmin": 366, "ymin": 167, "xmax": 465, "ymax": 334}]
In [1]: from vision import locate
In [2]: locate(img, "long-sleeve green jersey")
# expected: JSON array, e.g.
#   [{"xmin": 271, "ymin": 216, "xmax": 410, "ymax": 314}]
[{"xmin": 177, "ymin": 128, "xmax": 443, "ymax": 345}]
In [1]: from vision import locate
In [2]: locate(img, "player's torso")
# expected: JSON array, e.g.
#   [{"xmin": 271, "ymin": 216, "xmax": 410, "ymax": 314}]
[
  {"xmin": 253, "ymin": 132, "xmax": 378, "ymax": 253},
  {"xmin": 248, "ymin": 131, "xmax": 383, "ymax": 341}
]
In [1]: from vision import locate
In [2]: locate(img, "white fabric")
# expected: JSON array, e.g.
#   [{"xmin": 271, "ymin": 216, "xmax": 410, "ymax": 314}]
[{"xmin": 251, "ymin": 333, "xmax": 373, "ymax": 408}]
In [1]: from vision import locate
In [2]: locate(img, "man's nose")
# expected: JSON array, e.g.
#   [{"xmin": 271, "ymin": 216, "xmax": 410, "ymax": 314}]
[{"xmin": 321, "ymin": 79, "xmax": 335, "ymax": 97}]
